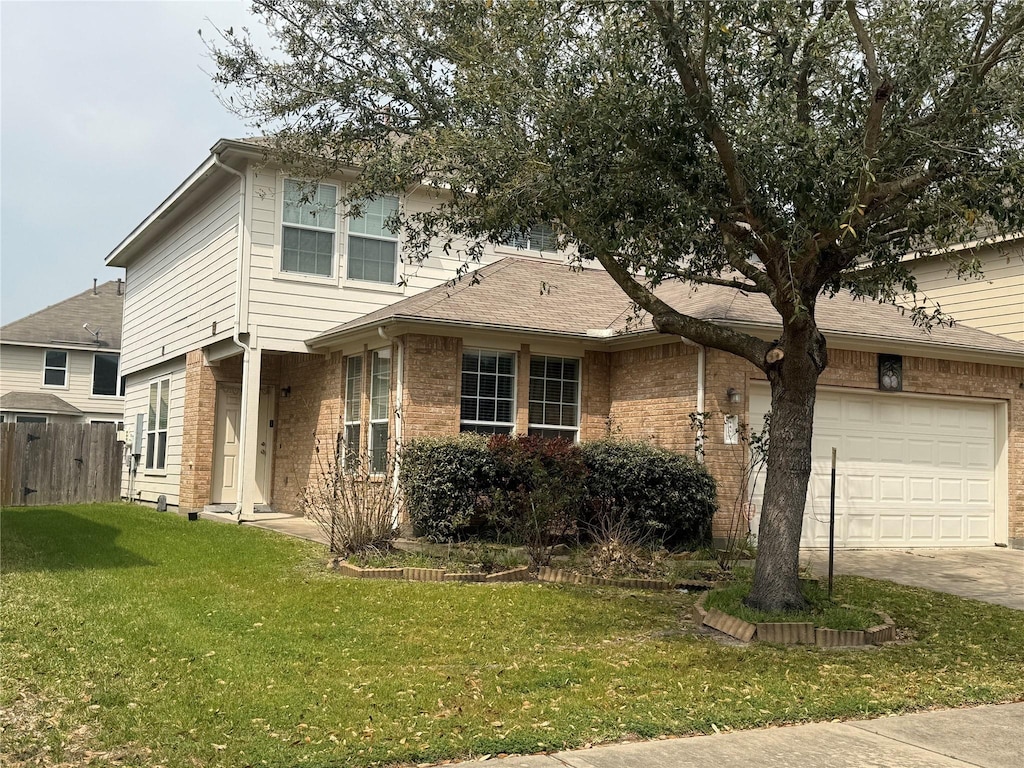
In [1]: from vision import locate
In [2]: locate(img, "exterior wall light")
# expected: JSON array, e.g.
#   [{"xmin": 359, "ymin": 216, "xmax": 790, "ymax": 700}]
[
  {"xmin": 878, "ymin": 354, "xmax": 903, "ymax": 392},
  {"xmin": 727, "ymin": 387, "xmax": 742, "ymax": 404}
]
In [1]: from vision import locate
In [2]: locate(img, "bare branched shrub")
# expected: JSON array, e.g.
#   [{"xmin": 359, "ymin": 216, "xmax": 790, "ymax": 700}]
[
  {"xmin": 585, "ymin": 507, "xmax": 657, "ymax": 578},
  {"xmin": 302, "ymin": 433, "xmax": 399, "ymax": 555}
]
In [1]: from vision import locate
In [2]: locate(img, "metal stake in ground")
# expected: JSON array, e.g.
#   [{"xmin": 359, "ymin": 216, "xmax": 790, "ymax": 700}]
[{"xmin": 829, "ymin": 446, "xmax": 836, "ymax": 600}]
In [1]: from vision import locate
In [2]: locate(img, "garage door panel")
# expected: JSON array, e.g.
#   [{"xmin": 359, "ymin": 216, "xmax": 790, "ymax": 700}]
[
  {"xmin": 878, "ymin": 515, "xmax": 906, "ymax": 541},
  {"xmin": 750, "ymin": 387, "xmax": 997, "ymax": 548}
]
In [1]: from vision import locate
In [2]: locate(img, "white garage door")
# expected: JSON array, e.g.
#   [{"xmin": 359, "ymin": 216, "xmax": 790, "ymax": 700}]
[{"xmin": 749, "ymin": 387, "xmax": 997, "ymax": 548}]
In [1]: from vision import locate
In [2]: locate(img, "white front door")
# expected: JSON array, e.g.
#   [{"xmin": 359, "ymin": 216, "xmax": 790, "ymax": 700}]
[
  {"xmin": 211, "ymin": 385, "xmax": 242, "ymax": 504},
  {"xmin": 254, "ymin": 385, "xmax": 275, "ymax": 505},
  {"xmin": 749, "ymin": 386, "xmax": 998, "ymax": 547}
]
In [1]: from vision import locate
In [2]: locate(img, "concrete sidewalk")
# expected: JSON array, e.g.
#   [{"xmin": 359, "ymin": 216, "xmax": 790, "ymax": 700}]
[{"xmin": 462, "ymin": 702, "xmax": 1023, "ymax": 768}]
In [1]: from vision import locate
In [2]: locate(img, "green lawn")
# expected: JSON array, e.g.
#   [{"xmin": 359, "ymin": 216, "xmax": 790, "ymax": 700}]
[{"xmin": 2, "ymin": 505, "xmax": 1023, "ymax": 768}]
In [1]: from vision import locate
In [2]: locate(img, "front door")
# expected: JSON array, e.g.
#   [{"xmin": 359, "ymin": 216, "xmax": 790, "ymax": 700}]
[
  {"xmin": 254, "ymin": 385, "xmax": 275, "ymax": 505},
  {"xmin": 211, "ymin": 385, "xmax": 242, "ymax": 504}
]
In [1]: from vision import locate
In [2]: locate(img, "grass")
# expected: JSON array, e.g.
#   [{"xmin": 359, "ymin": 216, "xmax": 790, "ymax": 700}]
[
  {"xmin": 3, "ymin": 504, "xmax": 1023, "ymax": 768},
  {"xmin": 348, "ymin": 543, "xmax": 529, "ymax": 572},
  {"xmin": 703, "ymin": 572, "xmax": 881, "ymax": 630}
]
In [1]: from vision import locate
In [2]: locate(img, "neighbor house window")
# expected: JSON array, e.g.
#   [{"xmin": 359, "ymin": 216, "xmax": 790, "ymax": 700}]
[
  {"xmin": 528, "ymin": 355, "xmax": 579, "ymax": 440},
  {"xmin": 369, "ymin": 349, "xmax": 391, "ymax": 472},
  {"xmin": 16, "ymin": 415, "xmax": 47, "ymax": 424},
  {"xmin": 347, "ymin": 196, "xmax": 400, "ymax": 283},
  {"xmin": 43, "ymin": 350, "xmax": 68, "ymax": 387},
  {"xmin": 343, "ymin": 355, "xmax": 363, "ymax": 470},
  {"xmin": 92, "ymin": 353, "xmax": 120, "ymax": 396},
  {"xmin": 460, "ymin": 350, "xmax": 516, "ymax": 434},
  {"xmin": 506, "ymin": 223, "xmax": 556, "ymax": 252},
  {"xmin": 282, "ymin": 179, "xmax": 338, "ymax": 277},
  {"xmin": 145, "ymin": 378, "xmax": 170, "ymax": 470}
]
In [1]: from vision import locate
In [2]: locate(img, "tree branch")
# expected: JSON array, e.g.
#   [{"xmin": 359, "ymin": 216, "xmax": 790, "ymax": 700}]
[{"xmin": 592, "ymin": 247, "xmax": 772, "ymax": 371}]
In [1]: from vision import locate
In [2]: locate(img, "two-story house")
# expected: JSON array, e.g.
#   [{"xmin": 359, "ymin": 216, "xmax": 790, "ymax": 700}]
[
  {"xmin": 108, "ymin": 138, "xmax": 1024, "ymax": 549},
  {"xmin": 1, "ymin": 280, "xmax": 125, "ymax": 425}
]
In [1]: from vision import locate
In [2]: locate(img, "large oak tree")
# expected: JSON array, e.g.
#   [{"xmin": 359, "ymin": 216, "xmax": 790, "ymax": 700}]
[{"xmin": 212, "ymin": 0, "xmax": 1024, "ymax": 610}]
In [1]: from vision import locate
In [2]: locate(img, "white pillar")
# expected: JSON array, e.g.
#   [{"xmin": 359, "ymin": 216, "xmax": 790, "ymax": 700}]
[{"xmin": 237, "ymin": 346, "xmax": 263, "ymax": 520}]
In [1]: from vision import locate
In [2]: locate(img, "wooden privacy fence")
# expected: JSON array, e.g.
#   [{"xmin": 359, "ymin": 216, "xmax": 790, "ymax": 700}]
[{"xmin": 0, "ymin": 422, "xmax": 122, "ymax": 507}]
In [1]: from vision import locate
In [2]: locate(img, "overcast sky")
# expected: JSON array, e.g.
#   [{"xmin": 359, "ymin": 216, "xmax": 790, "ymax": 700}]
[{"xmin": 1, "ymin": 0, "xmax": 264, "ymax": 324}]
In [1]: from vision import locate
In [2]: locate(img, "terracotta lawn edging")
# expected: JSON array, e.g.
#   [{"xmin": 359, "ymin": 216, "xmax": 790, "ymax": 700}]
[
  {"xmin": 693, "ymin": 592, "xmax": 897, "ymax": 648},
  {"xmin": 537, "ymin": 566, "xmax": 706, "ymax": 591}
]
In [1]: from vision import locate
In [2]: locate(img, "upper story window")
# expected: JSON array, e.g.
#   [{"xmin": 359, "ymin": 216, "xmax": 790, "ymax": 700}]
[
  {"xmin": 343, "ymin": 355, "xmax": 363, "ymax": 470},
  {"xmin": 43, "ymin": 350, "xmax": 68, "ymax": 387},
  {"xmin": 461, "ymin": 350, "xmax": 516, "ymax": 434},
  {"xmin": 92, "ymin": 353, "xmax": 121, "ymax": 397},
  {"xmin": 506, "ymin": 223, "xmax": 556, "ymax": 253},
  {"xmin": 282, "ymin": 179, "xmax": 338, "ymax": 277},
  {"xmin": 347, "ymin": 196, "xmax": 400, "ymax": 284},
  {"xmin": 146, "ymin": 378, "xmax": 170, "ymax": 471},
  {"xmin": 528, "ymin": 355, "xmax": 579, "ymax": 440}
]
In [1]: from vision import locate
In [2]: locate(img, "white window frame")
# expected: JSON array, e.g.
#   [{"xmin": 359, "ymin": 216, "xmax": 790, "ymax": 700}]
[
  {"xmin": 42, "ymin": 349, "xmax": 69, "ymax": 389},
  {"xmin": 145, "ymin": 377, "xmax": 170, "ymax": 472},
  {"xmin": 275, "ymin": 177, "xmax": 340, "ymax": 284},
  {"xmin": 343, "ymin": 354, "xmax": 363, "ymax": 471},
  {"xmin": 6, "ymin": 413, "xmax": 48, "ymax": 424},
  {"xmin": 527, "ymin": 355, "xmax": 581, "ymax": 441},
  {"xmin": 460, "ymin": 349, "xmax": 517, "ymax": 434},
  {"xmin": 90, "ymin": 352, "xmax": 121, "ymax": 398},
  {"xmin": 345, "ymin": 195, "xmax": 402, "ymax": 286},
  {"xmin": 368, "ymin": 348, "xmax": 391, "ymax": 473}
]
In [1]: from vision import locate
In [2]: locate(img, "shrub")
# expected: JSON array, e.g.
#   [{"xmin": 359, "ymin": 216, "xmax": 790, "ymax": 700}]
[
  {"xmin": 580, "ymin": 439, "xmax": 717, "ymax": 549},
  {"xmin": 400, "ymin": 434, "xmax": 494, "ymax": 542},
  {"xmin": 486, "ymin": 435, "xmax": 586, "ymax": 565},
  {"xmin": 302, "ymin": 438, "xmax": 398, "ymax": 555}
]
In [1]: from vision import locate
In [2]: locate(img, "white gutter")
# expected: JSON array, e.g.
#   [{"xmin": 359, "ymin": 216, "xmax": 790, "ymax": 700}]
[
  {"xmin": 694, "ymin": 342, "xmax": 706, "ymax": 463},
  {"xmin": 212, "ymin": 152, "xmax": 252, "ymax": 521},
  {"xmin": 378, "ymin": 325, "xmax": 404, "ymax": 526}
]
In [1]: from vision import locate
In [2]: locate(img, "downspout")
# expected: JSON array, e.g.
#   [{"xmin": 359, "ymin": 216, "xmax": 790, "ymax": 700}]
[
  {"xmin": 378, "ymin": 325, "xmax": 404, "ymax": 526},
  {"xmin": 212, "ymin": 152, "xmax": 252, "ymax": 521},
  {"xmin": 675, "ymin": 336, "xmax": 706, "ymax": 462}
]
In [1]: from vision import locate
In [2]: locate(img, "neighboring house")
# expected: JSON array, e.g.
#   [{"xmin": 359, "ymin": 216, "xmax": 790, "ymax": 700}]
[
  {"xmin": 108, "ymin": 138, "xmax": 1024, "ymax": 550},
  {"xmin": 0, "ymin": 280, "xmax": 125, "ymax": 425},
  {"xmin": 903, "ymin": 234, "xmax": 1024, "ymax": 342}
]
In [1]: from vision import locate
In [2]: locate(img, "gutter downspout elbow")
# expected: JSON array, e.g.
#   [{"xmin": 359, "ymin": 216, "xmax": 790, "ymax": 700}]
[{"xmin": 213, "ymin": 153, "xmax": 251, "ymax": 521}]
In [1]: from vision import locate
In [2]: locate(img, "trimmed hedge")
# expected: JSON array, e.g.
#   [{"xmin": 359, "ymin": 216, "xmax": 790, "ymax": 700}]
[
  {"xmin": 580, "ymin": 439, "xmax": 717, "ymax": 548},
  {"xmin": 400, "ymin": 434, "xmax": 494, "ymax": 542},
  {"xmin": 401, "ymin": 436, "xmax": 718, "ymax": 547}
]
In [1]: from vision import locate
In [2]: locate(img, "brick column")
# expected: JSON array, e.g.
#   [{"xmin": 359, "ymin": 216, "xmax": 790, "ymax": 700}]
[
  {"xmin": 515, "ymin": 343, "xmax": 531, "ymax": 434},
  {"xmin": 179, "ymin": 349, "xmax": 217, "ymax": 513}
]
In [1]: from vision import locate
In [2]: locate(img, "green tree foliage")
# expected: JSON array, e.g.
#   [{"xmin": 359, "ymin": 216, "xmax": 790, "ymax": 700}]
[{"xmin": 212, "ymin": 1, "xmax": 1024, "ymax": 610}]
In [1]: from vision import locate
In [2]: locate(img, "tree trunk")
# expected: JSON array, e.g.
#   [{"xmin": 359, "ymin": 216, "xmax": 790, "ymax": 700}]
[{"xmin": 744, "ymin": 328, "xmax": 823, "ymax": 612}]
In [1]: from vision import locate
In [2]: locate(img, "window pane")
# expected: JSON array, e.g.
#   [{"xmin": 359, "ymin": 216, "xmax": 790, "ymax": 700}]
[
  {"xmin": 370, "ymin": 350, "xmax": 391, "ymax": 421},
  {"xmin": 148, "ymin": 384, "xmax": 158, "ymax": 430},
  {"xmin": 146, "ymin": 435, "xmax": 155, "ymax": 468},
  {"xmin": 528, "ymin": 355, "xmax": 579, "ymax": 436},
  {"xmin": 45, "ymin": 350, "xmax": 67, "ymax": 368},
  {"xmin": 461, "ymin": 372, "xmax": 478, "ymax": 398},
  {"xmin": 460, "ymin": 397, "xmax": 477, "ymax": 422},
  {"xmin": 496, "ymin": 376, "xmax": 514, "ymax": 399},
  {"xmin": 497, "ymin": 355, "xmax": 514, "ymax": 375},
  {"xmin": 284, "ymin": 180, "xmax": 336, "ymax": 229},
  {"xmin": 462, "ymin": 351, "xmax": 479, "ymax": 372},
  {"xmin": 461, "ymin": 423, "xmax": 512, "ymax": 435},
  {"xmin": 283, "ymin": 227, "xmax": 333, "ymax": 276},
  {"xmin": 343, "ymin": 424, "xmax": 361, "ymax": 472},
  {"xmin": 44, "ymin": 368, "xmax": 65, "ymax": 386},
  {"xmin": 370, "ymin": 422, "xmax": 389, "ymax": 472},
  {"xmin": 93, "ymin": 353, "xmax": 119, "ymax": 396},
  {"xmin": 480, "ymin": 353, "xmax": 497, "ymax": 374},
  {"xmin": 478, "ymin": 399, "xmax": 496, "ymax": 422},
  {"xmin": 348, "ymin": 196, "xmax": 398, "ymax": 238},
  {"xmin": 345, "ymin": 356, "xmax": 362, "ymax": 422},
  {"xmin": 156, "ymin": 432, "xmax": 167, "ymax": 470},
  {"xmin": 158, "ymin": 382, "xmax": 169, "ymax": 429},
  {"xmin": 496, "ymin": 400, "xmax": 513, "ymax": 423},
  {"xmin": 460, "ymin": 349, "xmax": 516, "ymax": 429},
  {"xmin": 348, "ymin": 236, "xmax": 397, "ymax": 283}
]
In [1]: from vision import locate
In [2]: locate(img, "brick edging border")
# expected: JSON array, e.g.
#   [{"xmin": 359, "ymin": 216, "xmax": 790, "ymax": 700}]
[
  {"xmin": 692, "ymin": 592, "xmax": 896, "ymax": 647},
  {"xmin": 329, "ymin": 561, "xmax": 714, "ymax": 591}
]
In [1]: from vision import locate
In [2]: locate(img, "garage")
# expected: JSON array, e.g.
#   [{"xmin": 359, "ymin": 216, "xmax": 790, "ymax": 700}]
[{"xmin": 749, "ymin": 385, "xmax": 1001, "ymax": 548}]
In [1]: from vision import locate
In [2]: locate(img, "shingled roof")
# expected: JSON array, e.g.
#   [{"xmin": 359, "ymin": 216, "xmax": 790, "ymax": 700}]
[
  {"xmin": 0, "ymin": 392, "xmax": 83, "ymax": 416},
  {"xmin": 310, "ymin": 257, "xmax": 1024, "ymax": 359},
  {"xmin": 1, "ymin": 280, "xmax": 124, "ymax": 350}
]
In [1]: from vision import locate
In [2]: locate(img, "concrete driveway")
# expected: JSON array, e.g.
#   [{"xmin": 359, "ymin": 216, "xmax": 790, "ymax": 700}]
[{"xmin": 802, "ymin": 547, "xmax": 1024, "ymax": 610}]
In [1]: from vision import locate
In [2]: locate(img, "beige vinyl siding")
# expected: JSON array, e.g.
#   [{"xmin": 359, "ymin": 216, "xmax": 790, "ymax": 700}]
[
  {"xmin": 908, "ymin": 244, "xmax": 1024, "ymax": 341},
  {"xmin": 246, "ymin": 167, "xmax": 563, "ymax": 351},
  {"xmin": 119, "ymin": 180, "xmax": 240, "ymax": 374},
  {"xmin": 120, "ymin": 357, "xmax": 186, "ymax": 506},
  {"xmin": 0, "ymin": 344, "xmax": 124, "ymax": 420}
]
